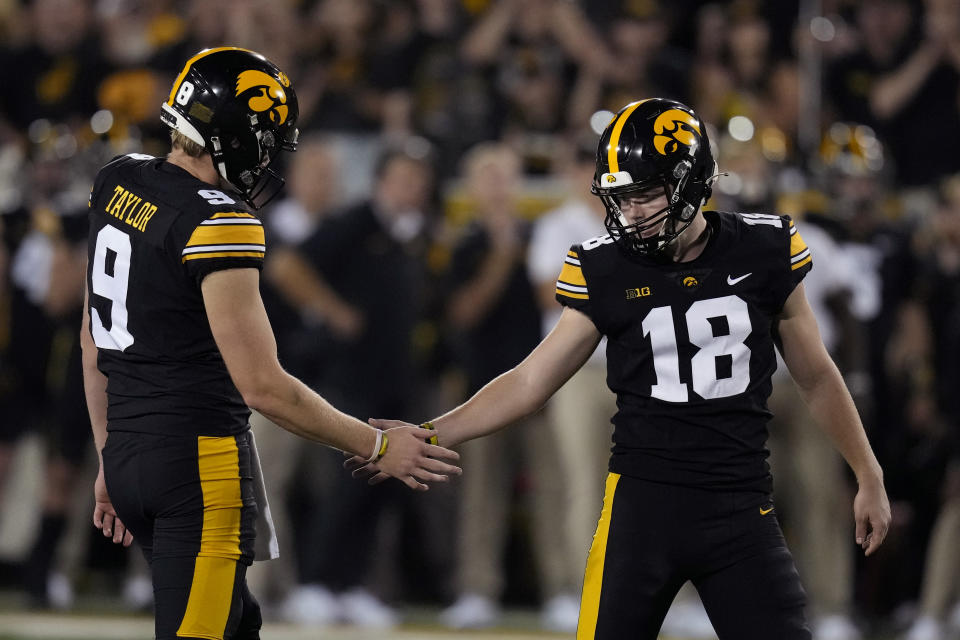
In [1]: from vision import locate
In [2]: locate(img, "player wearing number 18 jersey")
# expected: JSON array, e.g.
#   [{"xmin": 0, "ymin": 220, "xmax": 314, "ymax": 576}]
[
  {"xmin": 557, "ymin": 209, "xmax": 808, "ymax": 494},
  {"xmin": 81, "ymin": 48, "xmax": 460, "ymax": 640},
  {"xmin": 354, "ymin": 98, "xmax": 891, "ymax": 640}
]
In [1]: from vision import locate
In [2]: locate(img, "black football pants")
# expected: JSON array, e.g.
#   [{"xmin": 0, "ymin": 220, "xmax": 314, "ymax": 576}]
[
  {"xmin": 577, "ymin": 473, "xmax": 811, "ymax": 640},
  {"xmin": 103, "ymin": 430, "xmax": 260, "ymax": 640}
]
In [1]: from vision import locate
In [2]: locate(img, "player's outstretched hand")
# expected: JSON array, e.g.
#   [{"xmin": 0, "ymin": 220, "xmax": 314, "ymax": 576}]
[
  {"xmin": 93, "ymin": 464, "xmax": 134, "ymax": 547},
  {"xmin": 853, "ymin": 480, "xmax": 891, "ymax": 557},
  {"xmin": 345, "ymin": 419, "xmax": 461, "ymax": 491}
]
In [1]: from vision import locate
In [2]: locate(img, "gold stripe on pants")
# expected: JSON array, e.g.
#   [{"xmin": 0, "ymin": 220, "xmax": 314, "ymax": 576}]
[
  {"xmin": 577, "ymin": 472, "xmax": 620, "ymax": 640},
  {"xmin": 177, "ymin": 436, "xmax": 243, "ymax": 639}
]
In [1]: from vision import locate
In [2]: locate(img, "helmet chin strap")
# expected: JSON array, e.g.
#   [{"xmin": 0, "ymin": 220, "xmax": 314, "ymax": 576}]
[
  {"xmin": 210, "ymin": 136, "xmax": 231, "ymax": 185},
  {"xmin": 209, "ymin": 129, "xmax": 281, "ymax": 209}
]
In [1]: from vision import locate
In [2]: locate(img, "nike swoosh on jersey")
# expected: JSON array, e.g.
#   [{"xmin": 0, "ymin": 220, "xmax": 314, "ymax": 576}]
[
  {"xmin": 760, "ymin": 506, "xmax": 774, "ymax": 515},
  {"xmin": 727, "ymin": 272, "xmax": 753, "ymax": 285}
]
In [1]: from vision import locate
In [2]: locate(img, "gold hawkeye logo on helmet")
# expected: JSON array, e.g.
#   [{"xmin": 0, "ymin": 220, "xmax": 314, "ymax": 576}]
[
  {"xmin": 653, "ymin": 109, "xmax": 701, "ymax": 156},
  {"xmin": 235, "ymin": 69, "xmax": 289, "ymax": 125}
]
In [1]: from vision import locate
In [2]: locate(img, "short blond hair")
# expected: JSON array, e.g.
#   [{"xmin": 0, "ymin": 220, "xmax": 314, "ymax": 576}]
[{"xmin": 170, "ymin": 129, "xmax": 206, "ymax": 158}]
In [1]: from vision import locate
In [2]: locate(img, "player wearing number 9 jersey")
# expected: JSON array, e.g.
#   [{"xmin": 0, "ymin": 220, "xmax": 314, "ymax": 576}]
[
  {"xmin": 354, "ymin": 99, "xmax": 891, "ymax": 640},
  {"xmin": 88, "ymin": 154, "xmax": 268, "ymax": 437},
  {"xmin": 81, "ymin": 48, "xmax": 460, "ymax": 640}
]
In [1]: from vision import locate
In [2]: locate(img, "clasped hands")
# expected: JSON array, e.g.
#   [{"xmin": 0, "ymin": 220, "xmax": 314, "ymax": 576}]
[{"xmin": 346, "ymin": 419, "xmax": 459, "ymax": 491}]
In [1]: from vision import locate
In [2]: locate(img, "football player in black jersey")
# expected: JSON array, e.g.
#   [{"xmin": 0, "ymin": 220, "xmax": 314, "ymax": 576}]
[
  {"xmin": 353, "ymin": 99, "xmax": 891, "ymax": 640},
  {"xmin": 80, "ymin": 47, "xmax": 460, "ymax": 640}
]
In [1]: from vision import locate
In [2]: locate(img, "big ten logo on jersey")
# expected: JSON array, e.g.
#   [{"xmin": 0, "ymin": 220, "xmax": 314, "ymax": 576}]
[
  {"xmin": 104, "ymin": 185, "xmax": 157, "ymax": 232},
  {"xmin": 582, "ymin": 234, "xmax": 616, "ymax": 251},
  {"xmin": 626, "ymin": 286, "xmax": 652, "ymax": 299}
]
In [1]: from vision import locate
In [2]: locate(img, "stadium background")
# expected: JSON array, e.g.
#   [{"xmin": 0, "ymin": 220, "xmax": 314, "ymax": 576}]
[{"xmin": 0, "ymin": 0, "xmax": 959, "ymax": 639}]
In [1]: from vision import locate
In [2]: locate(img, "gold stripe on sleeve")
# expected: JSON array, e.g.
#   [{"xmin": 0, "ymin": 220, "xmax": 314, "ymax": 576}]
[
  {"xmin": 559, "ymin": 262, "xmax": 586, "ymax": 286},
  {"xmin": 792, "ymin": 255, "xmax": 812, "ymax": 271},
  {"xmin": 556, "ymin": 288, "xmax": 590, "ymax": 300},
  {"xmin": 577, "ymin": 473, "xmax": 621, "ymax": 639},
  {"xmin": 182, "ymin": 251, "xmax": 265, "ymax": 263},
  {"xmin": 790, "ymin": 226, "xmax": 808, "ymax": 258},
  {"xmin": 210, "ymin": 212, "xmax": 256, "ymax": 219},
  {"xmin": 186, "ymin": 224, "xmax": 265, "ymax": 248}
]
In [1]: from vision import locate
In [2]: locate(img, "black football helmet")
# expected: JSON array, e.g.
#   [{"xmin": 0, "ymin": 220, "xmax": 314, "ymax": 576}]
[
  {"xmin": 592, "ymin": 98, "xmax": 715, "ymax": 256},
  {"xmin": 160, "ymin": 47, "xmax": 299, "ymax": 209}
]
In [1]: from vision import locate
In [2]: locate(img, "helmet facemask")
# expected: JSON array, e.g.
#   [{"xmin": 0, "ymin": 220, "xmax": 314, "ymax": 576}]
[
  {"xmin": 593, "ymin": 159, "xmax": 702, "ymax": 257},
  {"xmin": 210, "ymin": 113, "xmax": 299, "ymax": 209}
]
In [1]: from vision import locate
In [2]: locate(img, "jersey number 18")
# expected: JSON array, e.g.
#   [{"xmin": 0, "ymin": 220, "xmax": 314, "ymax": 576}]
[{"xmin": 642, "ymin": 295, "xmax": 752, "ymax": 402}]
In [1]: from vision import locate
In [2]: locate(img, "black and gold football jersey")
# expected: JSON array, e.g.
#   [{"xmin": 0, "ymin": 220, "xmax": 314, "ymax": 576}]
[
  {"xmin": 86, "ymin": 154, "xmax": 266, "ymax": 437},
  {"xmin": 556, "ymin": 210, "xmax": 812, "ymax": 492}
]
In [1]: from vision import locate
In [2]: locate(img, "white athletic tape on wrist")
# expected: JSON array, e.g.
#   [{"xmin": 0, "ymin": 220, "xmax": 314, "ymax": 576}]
[{"xmin": 367, "ymin": 429, "xmax": 384, "ymax": 463}]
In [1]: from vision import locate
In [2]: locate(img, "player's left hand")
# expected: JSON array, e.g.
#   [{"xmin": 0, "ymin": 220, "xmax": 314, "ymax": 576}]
[
  {"xmin": 853, "ymin": 479, "xmax": 891, "ymax": 557},
  {"xmin": 93, "ymin": 464, "xmax": 134, "ymax": 547}
]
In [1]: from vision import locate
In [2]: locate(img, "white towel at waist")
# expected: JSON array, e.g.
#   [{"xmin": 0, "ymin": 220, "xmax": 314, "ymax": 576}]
[{"xmin": 249, "ymin": 430, "xmax": 279, "ymax": 561}]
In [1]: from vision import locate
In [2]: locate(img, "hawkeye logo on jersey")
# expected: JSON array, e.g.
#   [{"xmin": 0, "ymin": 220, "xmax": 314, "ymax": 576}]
[
  {"xmin": 653, "ymin": 109, "xmax": 701, "ymax": 156},
  {"xmin": 626, "ymin": 286, "xmax": 652, "ymax": 299},
  {"xmin": 104, "ymin": 185, "xmax": 157, "ymax": 232},
  {"xmin": 674, "ymin": 269, "xmax": 711, "ymax": 292},
  {"xmin": 236, "ymin": 69, "xmax": 289, "ymax": 125}
]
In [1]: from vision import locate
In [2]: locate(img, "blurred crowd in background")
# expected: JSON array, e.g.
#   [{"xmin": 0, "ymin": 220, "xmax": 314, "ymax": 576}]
[{"xmin": 0, "ymin": 0, "xmax": 959, "ymax": 639}]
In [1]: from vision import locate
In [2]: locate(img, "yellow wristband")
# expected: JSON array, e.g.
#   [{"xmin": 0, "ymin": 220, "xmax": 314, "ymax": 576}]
[
  {"xmin": 374, "ymin": 432, "xmax": 389, "ymax": 462},
  {"xmin": 421, "ymin": 421, "xmax": 439, "ymax": 446}
]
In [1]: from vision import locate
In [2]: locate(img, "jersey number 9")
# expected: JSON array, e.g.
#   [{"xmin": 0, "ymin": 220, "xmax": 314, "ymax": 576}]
[{"xmin": 90, "ymin": 225, "xmax": 134, "ymax": 351}]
